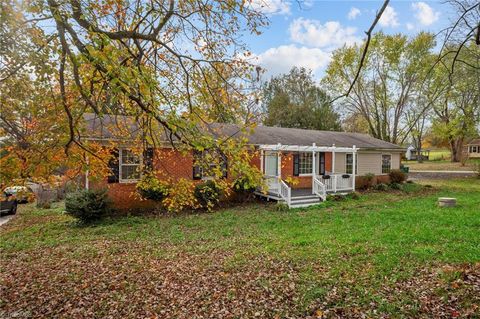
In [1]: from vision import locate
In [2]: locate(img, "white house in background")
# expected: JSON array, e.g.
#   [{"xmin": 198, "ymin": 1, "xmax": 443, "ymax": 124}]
[{"xmin": 466, "ymin": 139, "xmax": 480, "ymax": 159}]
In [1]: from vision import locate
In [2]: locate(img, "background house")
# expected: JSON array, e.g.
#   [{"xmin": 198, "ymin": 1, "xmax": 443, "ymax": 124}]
[{"xmin": 466, "ymin": 139, "xmax": 480, "ymax": 159}]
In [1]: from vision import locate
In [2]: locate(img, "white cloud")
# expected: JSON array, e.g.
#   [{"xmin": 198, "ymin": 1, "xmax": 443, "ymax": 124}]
[
  {"xmin": 256, "ymin": 45, "xmax": 331, "ymax": 78},
  {"xmin": 248, "ymin": 0, "xmax": 291, "ymax": 15},
  {"xmin": 348, "ymin": 7, "xmax": 361, "ymax": 20},
  {"xmin": 289, "ymin": 18, "xmax": 360, "ymax": 49},
  {"xmin": 411, "ymin": 2, "xmax": 440, "ymax": 26},
  {"xmin": 379, "ymin": 6, "xmax": 399, "ymax": 27},
  {"xmin": 406, "ymin": 23, "xmax": 415, "ymax": 30}
]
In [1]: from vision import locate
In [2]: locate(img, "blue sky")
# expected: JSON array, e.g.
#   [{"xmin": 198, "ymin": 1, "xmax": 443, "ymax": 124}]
[{"xmin": 247, "ymin": 0, "xmax": 448, "ymax": 80}]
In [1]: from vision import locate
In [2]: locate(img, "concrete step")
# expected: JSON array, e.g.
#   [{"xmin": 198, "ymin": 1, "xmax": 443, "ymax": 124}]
[{"xmin": 289, "ymin": 198, "xmax": 322, "ymax": 207}]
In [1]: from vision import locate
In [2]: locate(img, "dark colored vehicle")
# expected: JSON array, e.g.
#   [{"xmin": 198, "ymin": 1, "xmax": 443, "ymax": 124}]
[
  {"xmin": 3, "ymin": 186, "xmax": 33, "ymax": 204},
  {"xmin": 0, "ymin": 193, "xmax": 17, "ymax": 216}
]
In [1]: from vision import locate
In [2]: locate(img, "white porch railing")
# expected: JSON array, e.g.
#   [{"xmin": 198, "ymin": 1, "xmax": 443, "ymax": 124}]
[
  {"xmin": 313, "ymin": 177, "xmax": 326, "ymax": 201},
  {"xmin": 317, "ymin": 174, "xmax": 354, "ymax": 192},
  {"xmin": 279, "ymin": 179, "xmax": 291, "ymax": 206},
  {"xmin": 265, "ymin": 176, "xmax": 279, "ymax": 194}
]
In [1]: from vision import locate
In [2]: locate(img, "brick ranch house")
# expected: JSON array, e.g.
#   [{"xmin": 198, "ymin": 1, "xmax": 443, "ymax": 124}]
[{"xmin": 82, "ymin": 114, "xmax": 405, "ymax": 209}]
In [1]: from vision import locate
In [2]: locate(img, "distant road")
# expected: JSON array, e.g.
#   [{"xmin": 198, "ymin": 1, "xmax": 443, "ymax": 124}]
[
  {"xmin": 409, "ymin": 170, "xmax": 475, "ymax": 174},
  {"xmin": 0, "ymin": 215, "xmax": 14, "ymax": 226},
  {"xmin": 409, "ymin": 170, "xmax": 476, "ymax": 180}
]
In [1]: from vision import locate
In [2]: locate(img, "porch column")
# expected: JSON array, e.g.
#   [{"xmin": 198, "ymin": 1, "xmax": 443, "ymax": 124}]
[
  {"xmin": 332, "ymin": 144, "xmax": 336, "ymax": 193},
  {"xmin": 260, "ymin": 149, "xmax": 264, "ymax": 174},
  {"xmin": 331, "ymin": 144, "xmax": 336, "ymax": 174},
  {"xmin": 352, "ymin": 145, "xmax": 356, "ymax": 191},
  {"xmin": 312, "ymin": 143, "xmax": 316, "ymax": 194},
  {"xmin": 277, "ymin": 143, "xmax": 281, "ymax": 180}
]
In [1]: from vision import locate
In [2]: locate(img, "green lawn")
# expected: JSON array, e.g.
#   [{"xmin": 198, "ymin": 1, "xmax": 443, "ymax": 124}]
[{"xmin": 1, "ymin": 179, "xmax": 480, "ymax": 318}]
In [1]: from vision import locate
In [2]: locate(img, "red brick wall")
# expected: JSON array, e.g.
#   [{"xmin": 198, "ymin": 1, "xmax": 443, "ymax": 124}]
[
  {"xmin": 154, "ymin": 148, "xmax": 193, "ymax": 180},
  {"xmin": 91, "ymin": 148, "xmax": 193, "ymax": 211},
  {"xmin": 91, "ymin": 147, "xmax": 390, "ymax": 210}
]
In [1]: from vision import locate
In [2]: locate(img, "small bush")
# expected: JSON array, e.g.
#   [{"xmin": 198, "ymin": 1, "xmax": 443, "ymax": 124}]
[
  {"xmin": 358, "ymin": 173, "xmax": 376, "ymax": 189},
  {"xmin": 194, "ymin": 180, "xmax": 222, "ymax": 210},
  {"xmin": 274, "ymin": 202, "xmax": 289, "ymax": 211},
  {"xmin": 374, "ymin": 183, "xmax": 389, "ymax": 191},
  {"xmin": 233, "ymin": 178, "xmax": 257, "ymax": 193},
  {"xmin": 389, "ymin": 182, "xmax": 403, "ymax": 190},
  {"xmin": 346, "ymin": 192, "xmax": 360, "ymax": 200},
  {"xmin": 326, "ymin": 194, "xmax": 346, "ymax": 201},
  {"xmin": 136, "ymin": 174, "xmax": 169, "ymax": 201},
  {"xmin": 65, "ymin": 189, "xmax": 110, "ymax": 223},
  {"xmin": 389, "ymin": 169, "xmax": 407, "ymax": 184},
  {"xmin": 162, "ymin": 178, "xmax": 197, "ymax": 212}
]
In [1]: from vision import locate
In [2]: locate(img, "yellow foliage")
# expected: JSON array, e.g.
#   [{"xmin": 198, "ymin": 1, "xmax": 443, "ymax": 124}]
[{"xmin": 161, "ymin": 178, "xmax": 198, "ymax": 213}]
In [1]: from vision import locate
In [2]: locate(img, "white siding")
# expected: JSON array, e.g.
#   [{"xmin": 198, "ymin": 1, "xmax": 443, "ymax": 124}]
[
  {"xmin": 333, "ymin": 153, "xmax": 346, "ymax": 174},
  {"xmin": 391, "ymin": 153, "xmax": 401, "ymax": 170},
  {"xmin": 356, "ymin": 151, "xmax": 402, "ymax": 176},
  {"xmin": 357, "ymin": 152, "xmax": 382, "ymax": 175}
]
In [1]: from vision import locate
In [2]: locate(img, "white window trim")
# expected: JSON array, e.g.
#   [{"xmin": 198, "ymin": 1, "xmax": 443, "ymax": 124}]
[
  {"xmin": 345, "ymin": 153, "xmax": 357, "ymax": 175},
  {"xmin": 298, "ymin": 152, "xmax": 313, "ymax": 176},
  {"xmin": 381, "ymin": 153, "xmax": 392, "ymax": 175},
  {"xmin": 119, "ymin": 148, "xmax": 142, "ymax": 183}
]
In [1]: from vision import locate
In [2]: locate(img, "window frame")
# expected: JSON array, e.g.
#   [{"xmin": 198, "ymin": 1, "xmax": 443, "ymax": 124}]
[
  {"xmin": 264, "ymin": 151, "xmax": 279, "ymax": 177},
  {"xmin": 194, "ymin": 150, "xmax": 228, "ymax": 180},
  {"xmin": 119, "ymin": 148, "xmax": 142, "ymax": 183},
  {"xmin": 298, "ymin": 152, "xmax": 313, "ymax": 176},
  {"xmin": 346, "ymin": 153, "xmax": 353, "ymax": 174},
  {"xmin": 381, "ymin": 154, "xmax": 392, "ymax": 174}
]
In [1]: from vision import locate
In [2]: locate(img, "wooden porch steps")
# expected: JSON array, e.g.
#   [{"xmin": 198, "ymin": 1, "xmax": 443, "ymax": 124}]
[
  {"xmin": 288, "ymin": 195, "xmax": 322, "ymax": 208},
  {"xmin": 255, "ymin": 191, "xmax": 323, "ymax": 208}
]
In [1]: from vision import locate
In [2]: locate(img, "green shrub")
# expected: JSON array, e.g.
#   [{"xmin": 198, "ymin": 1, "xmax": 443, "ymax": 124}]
[
  {"xmin": 136, "ymin": 174, "xmax": 169, "ymax": 201},
  {"xmin": 194, "ymin": 180, "xmax": 222, "ymax": 210},
  {"xmin": 374, "ymin": 183, "xmax": 389, "ymax": 191},
  {"xmin": 274, "ymin": 202, "xmax": 289, "ymax": 211},
  {"xmin": 389, "ymin": 182, "xmax": 403, "ymax": 190},
  {"xmin": 346, "ymin": 192, "xmax": 360, "ymax": 200},
  {"xmin": 65, "ymin": 189, "xmax": 110, "ymax": 223},
  {"xmin": 326, "ymin": 194, "xmax": 346, "ymax": 201},
  {"xmin": 389, "ymin": 169, "xmax": 407, "ymax": 184},
  {"xmin": 233, "ymin": 177, "xmax": 257, "ymax": 193},
  {"xmin": 358, "ymin": 173, "xmax": 376, "ymax": 189}
]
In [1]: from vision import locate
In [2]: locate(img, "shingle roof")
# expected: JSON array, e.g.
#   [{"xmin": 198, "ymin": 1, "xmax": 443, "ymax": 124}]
[
  {"xmin": 210, "ymin": 123, "xmax": 403, "ymax": 150},
  {"xmin": 467, "ymin": 138, "xmax": 480, "ymax": 145},
  {"xmin": 82, "ymin": 113, "xmax": 403, "ymax": 150}
]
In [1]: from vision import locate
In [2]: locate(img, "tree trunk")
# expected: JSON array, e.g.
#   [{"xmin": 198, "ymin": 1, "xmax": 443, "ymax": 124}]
[{"xmin": 450, "ymin": 138, "xmax": 464, "ymax": 162}]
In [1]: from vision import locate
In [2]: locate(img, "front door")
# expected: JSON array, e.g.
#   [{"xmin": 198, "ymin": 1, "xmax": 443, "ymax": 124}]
[{"xmin": 264, "ymin": 151, "xmax": 279, "ymax": 177}]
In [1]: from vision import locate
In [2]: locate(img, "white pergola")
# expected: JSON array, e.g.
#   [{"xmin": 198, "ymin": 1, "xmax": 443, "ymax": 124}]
[{"xmin": 258, "ymin": 143, "xmax": 358, "ymax": 191}]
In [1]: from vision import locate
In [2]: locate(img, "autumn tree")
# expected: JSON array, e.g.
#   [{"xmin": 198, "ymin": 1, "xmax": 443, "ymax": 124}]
[
  {"xmin": 0, "ymin": 0, "xmax": 74, "ymax": 182},
  {"xmin": 323, "ymin": 32, "xmax": 437, "ymax": 144},
  {"xmin": 1, "ymin": 0, "xmax": 268, "ymax": 192},
  {"xmin": 262, "ymin": 67, "xmax": 341, "ymax": 131},
  {"xmin": 431, "ymin": 43, "xmax": 480, "ymax": 162}
]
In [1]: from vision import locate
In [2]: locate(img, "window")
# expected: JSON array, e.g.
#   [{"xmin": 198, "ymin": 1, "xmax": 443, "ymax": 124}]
[
  {"xmin": 193, "ymin": 150, "xmax": 228, "ymax": 180},
  {"xmin": 346, "ymin": 154, "xmax": 353, "ymax": 174},
  {"xmin": 299, "ymin": 153, "xmax": 313, "ymax": 175},
  {"xmin": 120, "ymin": 149, "xmax": 141, "ymax": 182},
  {"xmin": 264, "ymin": 152, "xmax": 278, "ymax": 176},
  {"xmin": 382, "ymin": 154, "xmax": 391, "ymax": 174}
]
